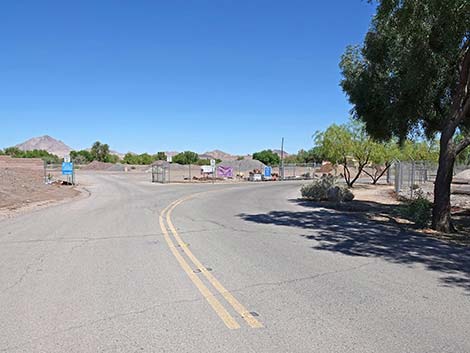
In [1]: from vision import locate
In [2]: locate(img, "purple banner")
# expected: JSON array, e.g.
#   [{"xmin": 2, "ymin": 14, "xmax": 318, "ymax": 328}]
[{"xmin": 217, "ymin": 166, "xmax": 234, "ymax": 178}]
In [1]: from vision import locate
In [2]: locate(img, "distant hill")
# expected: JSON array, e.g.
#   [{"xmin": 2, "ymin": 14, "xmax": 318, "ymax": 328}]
[
  {"xmin": 16, "ymin": 135, "xmax": 72, "ymax": 158},
  {"xmin": 164, "ymin": 151, "xmax": 179, "ymax": 159},
  {"xmin": 272, "ymin": 149, "xmax": 290, "ymax": 157},
  {"xmin": 199, "ymin": 150, "xmax": 238, "ymax": 161},
  {"xmin": 109, "ymin": 150, "xmax": 125, "ymax": 159}
]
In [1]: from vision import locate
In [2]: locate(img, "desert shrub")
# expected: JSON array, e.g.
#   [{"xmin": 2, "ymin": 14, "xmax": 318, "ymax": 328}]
[
  {"xmin": 301, "ymin": 175, "xmax": 354, "ymax": 202},
  {"xmin": 331, "ymin": 186, "xmax": 354, "ymax": 202},
  {"xmin": 301, "ymin": 175, "xmax": 335, "ymax": 200},
  {"xmin": 400, "ymin": 189, "xmax": 433, "ymax": 228}
]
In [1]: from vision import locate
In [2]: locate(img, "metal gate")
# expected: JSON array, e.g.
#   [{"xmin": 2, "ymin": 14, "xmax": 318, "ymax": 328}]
[{"xmin": 152, "ymin": 165, "xmax": 169, "ymax": 183}]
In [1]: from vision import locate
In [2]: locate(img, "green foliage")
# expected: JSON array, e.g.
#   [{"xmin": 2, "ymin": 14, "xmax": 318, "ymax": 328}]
[
  {"xmin": 340, "ymin": 0, "xmax": 470, "ymax": 142},
  {"xmin": 195, "ymin": 158, "xmax": 211, "ymax": 166},
  {"xmin": 172, "ymin": 151, "xmax": 199, "ymax": 165},
  {"xmin": 457, "ymin": 146, "xmax": 470, "ymax": 165},
  {"xmin": 123, "ymin": 152, "xmax": 160, "ymax": 165},
  {"xmin": 107, "ymin": 154, "xmax": 120, "ymax": 164},
  {"xmin": 154, "ymin": 152, "xmax": 167, "ymax": 161},
  {"xmin": 90, "ymin": 141, "xmax": 111, "ymax": 162},
  {"xmin": 237, "ymin": 156, "xmax": 245, "ymax": 161},
  {"xmin": 301, "ymin": 175, "xmax": 354, "ymax": 202},
  {"xmin": 122, "ymin": 153, "xmax": 137, "ymax": 164},
  {"xmin": 70, "ymin": 150, "xmax": 93, "ymax": 164},
  {"xmin": 400, "ymin": 190, "xmax": 433, "ymax": 228},
  {"xmin": 400, "ymin": 140, "xmax": 439, "ymax": 162},
  {"xmin": 138, "ymin": 153, "xmax": 153, "ymax": 165},
  {"xmin": 455, "ymin": 133, "xmax": 470, "ymax": 165},
  {"xmin": 3, "ymin": 147, "xmax": 22, "ymax": 156},
  {"xmin": 283, "ymin": 148, "xmax": 324, "ymax": 164},
  {"xmin": 361, "ymin": 140, "xmax": 401, "ymax": 184},
  {"xmin": 340, "ymin": 0, "xmax": 470, "ymax": 230},
  {"xmin": 314, "ymin": 122, "xmax": 375, "ymax": 187},
  {"xmin": 252, "ymin": 149, "xmax": 280, "ymax": 166},
  {"xmin": 2, "ymin": 147, "xmax": 60, "ymax": 163}
]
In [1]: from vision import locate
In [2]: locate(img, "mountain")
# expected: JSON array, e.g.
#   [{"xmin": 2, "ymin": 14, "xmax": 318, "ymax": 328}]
[
  {"xmin": 16, "ymin": 135, "xmax": 72, "ymax": 158},
  {"xmin": 199, "ymin": 150, "xmax": 238, "ymax": 161},
  {"xmin": 272, "ymin": 149, "xmax": 290, "ymax": 157},
  {"xmin": 165, "ymin": 151, "xmax": 179, "ymax": 158}
]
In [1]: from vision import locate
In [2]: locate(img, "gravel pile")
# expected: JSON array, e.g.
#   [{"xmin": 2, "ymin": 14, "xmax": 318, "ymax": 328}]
[
  {"xmin": 81, "ymin": 161, "xmax": 126, "ymax": 171},
  {"xmin": 106, "ymin": 163, "xmax": 127, "ymax": 172},
  {"xmin": 454, "ymin": 169, "xmax": 470, "ymax": 184},
  {"xmin": 216, "ymin": 159, "xmax": 266, "ymax": 173},
  {"xmin": 400, "ymin": 181, "xmax": 470, "ymax": 210},
  {"xmin": 81, "ymin": 161, "xmax": 114, "ymax": 170}
]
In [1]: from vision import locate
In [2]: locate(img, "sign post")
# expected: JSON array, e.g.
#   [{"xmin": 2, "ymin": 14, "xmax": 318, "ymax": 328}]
[
  {"xmin": 167, "ymin": 155, "xmax": 172, "ymax": 183},
  {"xmin": 264, "ymin": 166, "xmax": 272, "ymax": 180},
  {"xmin": 62, "ymin": 161, "xmax": 74, "ymax": 185},
  {"xmin": 210, "ymin": 159, "xmax": 216, "ymax": 184}
]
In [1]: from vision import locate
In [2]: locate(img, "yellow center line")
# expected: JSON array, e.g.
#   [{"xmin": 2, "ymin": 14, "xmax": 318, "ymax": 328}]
[
  {"xmin": 165, "ymin": 196, "xmax": 264, "ymax": 329},
  {"xmin": 159, "ymin": 202, "xmax": 240, "ymax": 330}
]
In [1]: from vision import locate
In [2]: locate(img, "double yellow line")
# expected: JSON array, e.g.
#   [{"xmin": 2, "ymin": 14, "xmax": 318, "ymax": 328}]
[{"xmin": 159, "ymin": 195, "xmax": 263, "ymax": 330}]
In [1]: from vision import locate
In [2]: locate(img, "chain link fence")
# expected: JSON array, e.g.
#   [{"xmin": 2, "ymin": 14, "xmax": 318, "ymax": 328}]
[
  {"xmin": 272, "ymin": 163, "xmax": 322, "ymax": 180},
  {"xmin": 151, "ymin": 161, "xmax": 325, "ymax": 183},
  {"xmin": 151, "ymin": 163, "xmax": 211, "ymax": 183},
  {"xmin": 392, "ymin": 161, "xmax": 468, "ymax": 199}
]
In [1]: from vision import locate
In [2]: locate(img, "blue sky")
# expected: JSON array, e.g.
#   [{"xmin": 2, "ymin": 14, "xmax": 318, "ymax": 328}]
[{"xmin": 0, "ymin": 0, "xmax": 375, "ymax": 155}]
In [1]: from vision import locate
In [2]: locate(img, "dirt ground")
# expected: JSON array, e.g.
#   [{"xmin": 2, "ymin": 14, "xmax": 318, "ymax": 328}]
[
  {"xmin": 349, "ymin": 183, "xmax": 399, "ymax": 204},
  {"xmin": 323, "ymin": 182, "xmax": 470, "ymax": 245},
  {"xmin": 0, "ymin": 167, "xmax": 79, "ymax": 216}
]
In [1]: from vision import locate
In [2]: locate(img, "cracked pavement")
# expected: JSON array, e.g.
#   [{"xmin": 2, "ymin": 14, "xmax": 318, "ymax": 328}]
[{"xmin": 0, "ymin": 172, "xmax": 469, "ymax": 352}]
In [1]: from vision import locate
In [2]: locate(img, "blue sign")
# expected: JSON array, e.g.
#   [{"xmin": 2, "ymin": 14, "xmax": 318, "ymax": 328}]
[
  {"xmin": 62, "ymin": 162, "xmax": 74, "ymax": 175},
  {"xmin": 264, "ymin": 166, "xmax": 272, "ymax": 177}
]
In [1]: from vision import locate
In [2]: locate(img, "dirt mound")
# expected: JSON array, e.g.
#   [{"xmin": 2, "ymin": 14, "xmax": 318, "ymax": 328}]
[
  {"xmin": 453, "ymin": 169, "xmax": 470, "ymax": 184},
  {"xmin": 106, "ymin": 163, "xmax": 127, "ymax": 172},
  {"xmin": 0, "ymin": 156, "xmax": 43, "ymax": 169},
  {"xmin": 80, "ymin": 161, "xmax": 124, "ymax": 171},
  {"xmin": 0, "ymin": 167, "xmax": 78, "ymax": 211}
]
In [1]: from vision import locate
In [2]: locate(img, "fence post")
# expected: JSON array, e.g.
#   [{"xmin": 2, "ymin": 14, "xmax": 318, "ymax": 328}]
[{"xmin": 394, "ymin": 162, "xmax": 399, "ymax": 195}]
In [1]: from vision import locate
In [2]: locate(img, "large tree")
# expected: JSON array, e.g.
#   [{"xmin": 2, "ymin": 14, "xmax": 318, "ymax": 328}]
[
  {"xmin": 172, "ymin": 151, "xmax": 199, "ymax": 165},
  {"xmin": 315, "ymin": 123, "xmax": 374, "ymax": 187},
  {"xmin": 90, "ymin": 141, "xmax": 111, "ymax": 162},
  {"xmin": 340, "ymin": 0, "xmax": 470, "ymax": 232},
  {"xmin": 252, "ymin": 150, "xmax": 281, "ymax": 166}
]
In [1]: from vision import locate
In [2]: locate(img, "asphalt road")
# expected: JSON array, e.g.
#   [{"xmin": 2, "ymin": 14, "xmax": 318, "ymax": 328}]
[{"xmin": 1, "ymin": 172, "xmax": 469, "ymax": 352}]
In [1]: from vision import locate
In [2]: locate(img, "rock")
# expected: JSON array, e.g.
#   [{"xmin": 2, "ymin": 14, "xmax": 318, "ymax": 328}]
[
  {"xmin": 342, "ymin": 187, "xmax": 355, "ymax": 201},
  {"xmin": 326, "ymin": 186, "xmax": 354, "ymax": 202},
  {"xmin": 327, "ymin": 186, "xmax": 343, "ymax": 202}
]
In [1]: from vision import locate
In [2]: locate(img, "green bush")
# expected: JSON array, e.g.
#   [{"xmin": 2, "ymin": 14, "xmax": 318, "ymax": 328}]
[
  {"xmin": 400, "ymin": 190, "xmax": 433, "ymax": 228},
  {"xmin": 2, "ymin": 147, "xmax": 60, "ymax": 163},
  {"xmin": 172, "ymin": 151, "xmax": 199, "ymax": 165},
  {"xmin": 252, "ymin": 149, "xmax": 280, "ymax": 166}
]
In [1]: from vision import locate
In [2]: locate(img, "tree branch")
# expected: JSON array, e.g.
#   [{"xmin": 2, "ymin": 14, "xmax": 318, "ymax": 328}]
[
  {"xmin": 453, "ymin": 40, "xmax": 470, "ymax": 126},
  {"xmin": 456, "ymin": 135, "xmax": 470, "ymax": 155}
]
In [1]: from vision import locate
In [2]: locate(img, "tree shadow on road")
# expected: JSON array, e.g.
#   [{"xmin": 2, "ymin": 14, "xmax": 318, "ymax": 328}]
[{"xmin": 238, "ymin": 200, "xmax": 470, "ymax": 294}]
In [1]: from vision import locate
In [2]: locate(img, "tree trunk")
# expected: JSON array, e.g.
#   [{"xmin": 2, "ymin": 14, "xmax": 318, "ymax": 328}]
[
  {"xmin": 432, "ymin": 132, "xmax": 456, "ymax": 233},
  {"xmin": 343, "ymin": 162, "xmax": 352, "ymax": 187}
]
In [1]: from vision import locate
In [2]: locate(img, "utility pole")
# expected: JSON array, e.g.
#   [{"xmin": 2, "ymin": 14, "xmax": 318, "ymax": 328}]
[{"xmin": 280, "ymin": 137, "xmax": 285, "ymax": 181}]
